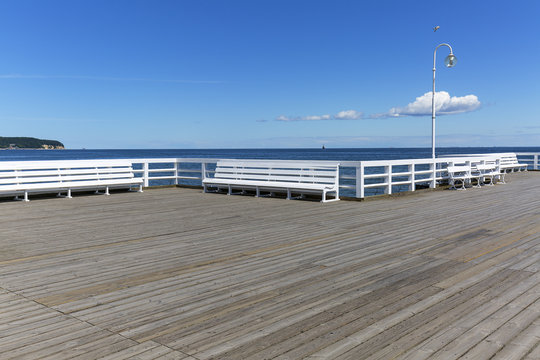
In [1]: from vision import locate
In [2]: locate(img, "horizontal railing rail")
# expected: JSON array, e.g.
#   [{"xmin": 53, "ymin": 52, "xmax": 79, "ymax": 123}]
[{"xmin": 516, "ymin": 152, "xmax": 539, "ymax": 170}]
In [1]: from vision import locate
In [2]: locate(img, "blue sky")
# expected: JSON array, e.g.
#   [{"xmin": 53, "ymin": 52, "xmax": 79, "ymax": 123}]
[{"xmin": 0, "ymin": 0, "xmax": 538, "ymax": 149}]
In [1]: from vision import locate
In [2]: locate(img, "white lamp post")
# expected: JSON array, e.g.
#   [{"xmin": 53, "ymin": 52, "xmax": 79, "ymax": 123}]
[{"xmin": 432, "ymin": 43, "xmax": 457, "ymax": 159}]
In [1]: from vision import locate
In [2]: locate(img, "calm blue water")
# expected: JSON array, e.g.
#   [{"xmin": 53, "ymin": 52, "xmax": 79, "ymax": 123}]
[{"xmin": 1, "ymin": 147, "xmax": 539, "ymax": 162}]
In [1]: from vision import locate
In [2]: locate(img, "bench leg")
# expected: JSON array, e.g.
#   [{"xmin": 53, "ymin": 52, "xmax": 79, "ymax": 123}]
[
  {"xmin": 255, "ymin": 187, "xmax": 260, "ymax": 197},
  {"xmin": 449, "ymin": 179, "xmax": 466, "ymax": 190},
  {"xmin": 321, "ymin": 191, "xmax": 340, "ymax": 203},
  {"xmin": 128, "ymin": 184, "xmax": 144, "ymax": 193},
  {"xmin": 14, "ymin": 192, "xmax": 30, "ymax": 202},
  {"xmin": 57, "ymin": 189, "xmax": 73, "ymax": 198},
  {"xmin": 286, "ymin": 189, "xmax": 291, "ymax": 200},
  {"xmin": 227, "ymin": 185, "xmax": 232, "ymax": 196},
  {"xmin": 96, "ymin": 187, "xmax": 110, "ymax": 195}
]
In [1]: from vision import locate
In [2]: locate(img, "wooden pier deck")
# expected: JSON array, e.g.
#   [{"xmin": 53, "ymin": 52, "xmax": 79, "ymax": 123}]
[{"xmin": 0, "ymin": 172, "xmax": 538, "ymax": 359}]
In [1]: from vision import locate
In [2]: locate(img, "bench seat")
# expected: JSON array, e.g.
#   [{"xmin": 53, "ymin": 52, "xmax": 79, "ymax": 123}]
[
  {"xmin": 0, "ymin": 160, "xmax": 143, "ymax": 201},
  {"xmin": 447, "ymin": 165, "xmax": 479, "ymax": 190},
  {"xmin": 204, "ymin": 178, "xmax": 335, "ymax": 191},
  {"xmin": 472, "ymin": 163, "xmax": 501, "ymax": 186},
  {"xmin": 203, "ymin": 160, "xmax": 340, "ymax": 202},
  {"xmin": 0, "ymin": 178, "xmax": 142, "ymax": 192}
]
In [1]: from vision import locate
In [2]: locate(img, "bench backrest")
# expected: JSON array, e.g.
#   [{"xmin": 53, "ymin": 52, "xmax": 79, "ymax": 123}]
[
  {"xmin": 0, "ymin": 160, "xmax": 137, "ymax": 188},
  {"xmin": 212, "ymin": 160, "xmax": 340, "ymax": 188},
  {"xmin": 499, "ymin": 153, "xmax": 519, "ymax": 166}
]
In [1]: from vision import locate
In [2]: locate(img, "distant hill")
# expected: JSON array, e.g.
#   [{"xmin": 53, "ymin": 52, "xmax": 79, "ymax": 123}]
[{"xmin": 0, "ymin": 137, "xmax": 65, "ymax": 149}]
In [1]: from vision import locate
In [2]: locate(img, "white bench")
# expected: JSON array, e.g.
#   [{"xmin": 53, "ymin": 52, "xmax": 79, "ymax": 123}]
[
  {"xmin": 447, "ymin": 165, "xmax": 480, "ymax": 190},
  {"xmin": 472, "ymin": 162, "xmax": 501, "ymax": 186},
  {"xmin": 499, "ymin": 153, "xmax": 528, "ymax": 173},
  {"xmin": 202, "ymin": 160, "xmax": 340, "ymax": 202},
  {"xmin": 0, "ymin": 160, "xmax": 143, "ymax": 202}
]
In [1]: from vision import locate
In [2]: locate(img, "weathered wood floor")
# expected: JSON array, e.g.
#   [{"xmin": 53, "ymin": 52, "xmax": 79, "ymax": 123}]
[{"xmin": 0, "ymin": 172, "xmax": 539, "ymax": 360}]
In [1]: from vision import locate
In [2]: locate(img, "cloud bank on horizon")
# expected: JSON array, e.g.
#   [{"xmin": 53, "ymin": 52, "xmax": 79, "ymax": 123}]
[{"xmin": 275, "ymin": 91, "xmax": 481, "ymax": 122}]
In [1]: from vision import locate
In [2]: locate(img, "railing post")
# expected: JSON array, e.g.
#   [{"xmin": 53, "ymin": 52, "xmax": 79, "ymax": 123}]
[
  {"xmin": 201, "ymin": 162, "xmax": 207, "ymax": 185},
  {"xmin": 535, "ymin": 154, "xmax": 539, "ymax": 170},
  {"xmin": 385, "ymin": 165, "xmax": 392, "ymax": 195},
  {"xmin": 173, "ymin": 161, "xmax": 179, "ymax": 185},
  {"xmin": 143, "ymin": 162, "xmax": 149, "ymax": 188},
  {"xmin": 356, "ymin": 163, "xmax": 364, "ymax": 199},
  {"xmin": 496, "ymin": 158, "xmax": 502, "ymax": 182},
  {"xmin": 410, "ymin": 163, "xmax": 416, "ymax": 192},
  {"xmin": 335, "ymin": 165, "xmax": 340, "ymax": 198},
  {"xmin": 431, "ymin": 160, "xmax": 437, "ymax": 189}
]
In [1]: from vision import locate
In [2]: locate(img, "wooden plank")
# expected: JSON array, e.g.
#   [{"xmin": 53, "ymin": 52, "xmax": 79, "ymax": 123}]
[{"xmin": 0, "ymin": 171, "xmax": 537, "ymax": 359}]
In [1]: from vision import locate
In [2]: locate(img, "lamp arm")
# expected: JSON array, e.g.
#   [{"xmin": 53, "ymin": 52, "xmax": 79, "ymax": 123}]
[{"xmin": 433, "ymin": 43, "xmax": 454, "ymax": 69}]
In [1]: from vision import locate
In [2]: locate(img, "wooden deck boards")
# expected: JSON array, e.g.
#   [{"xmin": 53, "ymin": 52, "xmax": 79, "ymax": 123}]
[{"xmin": 0, "ymin": 172, "xmax": 539, "ymax": 359}]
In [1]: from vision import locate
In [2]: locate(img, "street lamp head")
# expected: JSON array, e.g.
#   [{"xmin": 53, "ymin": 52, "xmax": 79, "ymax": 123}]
[{"xmin": 444, "ymin": 54, "xmax": 457, "ymax": 68}]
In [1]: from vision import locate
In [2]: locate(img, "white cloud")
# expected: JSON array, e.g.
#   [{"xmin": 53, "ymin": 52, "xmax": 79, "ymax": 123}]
[
  {"xmin": 276, "ymin": 115, "xmax": 292, "ymax": 121},
  {"xmin": 273, "ymin": 92, "xmax": 479, "ymax": 123},
  {"xmin": 275, "ymin": 114, "xmax": 331, "ymax": 121},
  {"xmin": 304, "ymin": 114, "xmax": 332, "ymax": 121},
  {"xmin": 275, "ymin": 110, "xmax": 363, "ymax": 122},
  {"xmin": 375, "ymin": 91, "xmax": 481, "ymax": 118},
  {"xmin": 334, "ymin": 110, "xmax": 363, "ymax": 120}
]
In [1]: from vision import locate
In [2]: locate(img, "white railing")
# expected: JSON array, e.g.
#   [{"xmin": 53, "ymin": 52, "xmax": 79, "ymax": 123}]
[
  {"xmin": 129, "ymin": 158, "xmax": 220, "ymax": 188},
  {"xmin": 342, "ymin": 156, "xmax": 500, "ymax": 198},
  {"xmin": 127, "ymin": 154, "xmax": 513, "ymax": 199},
  {"xmin": 516, "ymin": 152, "xmax": 539, "ymax": 170},
  {"xmin": 439, "ymin": 152, "xmax": 538, "ymax": 171}
]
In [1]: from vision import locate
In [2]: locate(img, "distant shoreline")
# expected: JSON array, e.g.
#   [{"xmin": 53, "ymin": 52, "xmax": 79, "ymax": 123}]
[
  {"xmin": 0, "ymin": 136, "xmax": 64, "ymax": 150},
  {"xmin": 0, "ymin": 148, "xmax": 66, "ymax": 150}
]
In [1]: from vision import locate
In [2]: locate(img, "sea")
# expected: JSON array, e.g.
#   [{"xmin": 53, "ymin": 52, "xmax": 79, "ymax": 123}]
[
  {"xmin": 1, "ymin": 147, "xmax": 539, "ymax": 162},
  {"xmin": 2, "ymin": 147, "xmax": 537, "ymax": 197}
]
